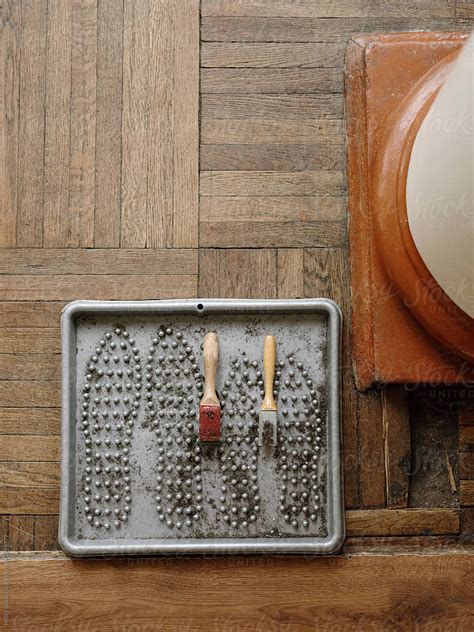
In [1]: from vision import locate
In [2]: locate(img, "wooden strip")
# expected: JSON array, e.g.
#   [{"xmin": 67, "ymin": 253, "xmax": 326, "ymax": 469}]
[
  {"xmin": 303, "ymin": 248, "xmax": 359, "ymax": 508},
  {"xmin": 94, "ymin": 0, "xmax": 124, "ymax": 247},
  {"xmin": 202, "ymin": 94, "xmax": 343, "ymax": 119},
  {"xmin": 0, "ymin": 462, "xmax": 59, "ymax": 487},
  {"xmin": 201, "ymin": 17, "xmax": 457, "ymax": 42},
  {"xmin": 0, "ymin": 275, "xmax": 197, "ymax": 301},
  {"xmin": 460, "ymin": 451, "xmax": 474, "ymax": 479},
  {"xmin": 357, "ymin": 389, "xmax": 385, "ymax": 508},
  {"xmin": 457, "ymin": 2, "xmax": 474, "ymax": 17},
  {"xmin": 201, "ymin": 118, "xmax": 345, "ymax": 144},
  {"xmin": 344, "ymin": 535, "xmax": 461, "ymax": 553},
  {"xmin": 460, "ymin": 480, "xmax": 474, "ymax": 506},
  {"xmin": 0, "ymin": 436, "xmax": 59, "ymax": 462},
  {"xmin": 0, "ymin": 382, "xmax": 60, "ymax": 408},
  {"xmin": 201, "ymin": 197, "xmax": 345, "ymax": 222},
  {"xmin": 43, "ymin": 0, "xmax": 72, "ymax": 248},
  {"xmin": 2, "ymin": 554, "xmax": 473, "ymax": 630},
  {"xmin": 460, "ymin": 425, "xmax": 474, "ymax": 450},
  {"xmin": 0, "ymin": 516, "xmax": 7, "ymax": 549},
  {"xmin": 198, "ymin": 249, "xmax": 277, "ymax": 298},
  {"xmin": 382, "ymin": 387, "xmax": 411, "ymax": 508},
  {"xmin": 200, "ymin": 144, "xmax": 344, "ymax": 171},
  {"xmin": 0, "ymin": 249, "xmax": 198, "ymax": 275},
  {"xmin": 0, "ymin": 408, "xmax": 60, "ymax": 435},
  {"xmin": 461, "ymin": 508, "xmax": 474, "ymax": 544},
  {"xmin": 201, "ymin": 0, "xmax": 454, "ymax": 18},
  {"xmin": 0, "ymin": 329, "xmax": 60, "ymax": 354},
  {"xmin": 8, "ymin": 516, "xmax": 34, "ymax": 551},
  {"xmin": 121, "ymin": 0, "xmax": 149, "ymax": 247},
  {"xmin": 201, "ymin": 42, "xmax": 345, "ymax": 68},
  {"xmin": 34, "ymin": 516, "xmax": 59, "ymax": 550},
  {"xmin": 200, "ymin": 220, "xmax": 345, "ymax": 248},
  {"xmin": 0, "ymin": 303, "xmax": 63, "ymax": 328},
  {"xmin": 346, "ymin": 508, "xmax": 460, "ymax": 536},
  {"xmin": 0, "ymin": 0, "xmax": 20, "ymax": 246},
  {"xmin": 172, "ymin": 0, "xmax": 199, "ymax": 248},
  {"xmin": 201, "ymin": 68, "xmax": 342, "ymax": 93},
  {"xmin": 277, "ymin": 249, "xmax": 304, "ymax": 298},
  {"xmin": 67, "ymin": 0, "xmax": 97, "ymax": 248},
  {"xmin": 458, "ymin": 403, "xmax": 474, "ymax": 426},
  {"xmin": 16, "ymin": 0, "xmax": 47, "ymax": 247},
  {"xmin": 0, "ymin": 354, "xmax": 59, "ymax": 381},
  {"xmin": 200, "ymin": 171, "xmax": 344, "ymax": 196},
  {"xmin": 0, "ymin": 487, "xmax": 59, "ymax": 514},
  {"xmin": 147, "ymin": 0, "xmax": 173, "ymax": 248}
]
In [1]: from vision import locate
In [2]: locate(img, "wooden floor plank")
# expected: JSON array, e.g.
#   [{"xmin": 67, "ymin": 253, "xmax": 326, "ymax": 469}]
[
  {"xmin": 201, "ymin": 68, "xmax": 342, "ymax": 93},
  {"xmin": 277, "ymin": 249, "xmax": 304, "ymax": 298},
  {"xmin": 0, "ymin": 303, "xmax": 63, "ymax": 328},
  {"xmin": 199, "ymin": 249, "xmax": 277, "ymax": 298},
  {"xmin": 68, "ymin": 0, "xmax": 97, "ymax": 248},
  {"xmin": 0, "ymin": 462, "xmax": 59, "ymax": 488},
  {"xmin": 0, "ymin": 0, "xmax": 20, "ymax": 247},
  {"xmin": 0, "ymin": 487, "xmax": 59, "ymax": 514},
  {"xmin": 43, "ymin": 0, "xmax": 72, "ymax": 248},
  {"xmin": 0, "ymin": 248, "xmax": 198, "ymax": 275},
  {"xmin": 201, "ymin": 118, "xmax": 345, "ymax": 144},
  {"xmin": 200, "ymin": 171, "xmax": 344, "ymax": 196},
  {"xmin": 0, "ymin": 382, "xmax": 60, "ymax": 408},
  {"xmin": 201, "ymin": 0, "xmax": 454, "ymax": 19},
  {"xmin": 202, "ymin": 93, "xmax": 343, "ymax": 119},
  {"xmin": 0, "ymin": 329, "xmax": 60, "ymax": 354},
  {"xmin": 200, "ymin": 143, "xmax": 344, "ymax": 171},
  {"xmin": 94, "ymin": 0, "xmax": 124, "ymax": 248},
  {"xmin": 0, "ymin": 354, "xmax": 59, "ymax": 381},
  {"xmin": 201, "ymin": 16, "xmax": 458, "ymax": 43},
  {"xmin": 16, "ymin": 0, "xmax": 47, "ymax": 247},
  {"xmin": 346, "ymin": 508, "xmax": 460, "ymax": 536},
  {"xmin": 121, "ymin": 0, "xmax": 150, "ymax": 247},
  {"xmin": 34, "ymin": 515, "xmax": 59, "ymax": 550},
  {"xmin": 201, "ymin": 196, "xmax": 345, "ymax": 223},
  {"xmin": 200, "ymin": 220, "xmax": 345, "ymax": 248},
  {"xmin": 0, "ymin": 435, "xmax": 60, "ymax": 462},
  {"xmin": 382, "ymin": 386, "xmax": 411, "ymax": 509},
  {"xmin": 172, "ymin": 0, "xmax": 199, "ymax": 248},
  {"xmin": 201, "ymin": 42, "xmax": 346, "ymax": 68},
  {"xmin": 7, "ymin": 515, "xmax": 34, "ymax": 550},
  {"xmin": 0, "ymin": 275, "xmax": 197, "ymax": 301},
  {"xmin": 1, "ymin": 554, "xmax": 473, "ymax": 630},
  {"xmin": 0, "ymin": 408, "xmax": 60, "ymax": 436}
]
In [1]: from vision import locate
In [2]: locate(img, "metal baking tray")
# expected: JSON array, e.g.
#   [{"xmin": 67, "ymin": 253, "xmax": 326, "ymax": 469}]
[{"xmin": 59, "ymin": 299, "xmax": 344, "ymax": 556}]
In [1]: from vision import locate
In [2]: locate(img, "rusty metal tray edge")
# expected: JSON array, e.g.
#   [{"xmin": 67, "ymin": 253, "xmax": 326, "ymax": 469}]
[{"xmin": 59, "ymin": 298, "xmax": 344, "ymax": 556}]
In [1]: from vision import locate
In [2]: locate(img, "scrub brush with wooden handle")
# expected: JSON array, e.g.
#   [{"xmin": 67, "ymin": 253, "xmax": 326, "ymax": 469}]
[{"xmin": 199, "ymin": 332, "xmax": 221, "ymax": 442}]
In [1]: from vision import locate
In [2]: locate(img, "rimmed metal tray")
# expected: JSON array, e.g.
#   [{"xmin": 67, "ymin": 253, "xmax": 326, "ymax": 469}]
[{"xmin": 60, "ymin": 298, "xmax": 344, "ymax": 556}]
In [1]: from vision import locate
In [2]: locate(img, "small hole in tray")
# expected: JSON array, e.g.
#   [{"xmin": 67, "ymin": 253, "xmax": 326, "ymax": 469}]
[{"xmin": 197, "ymin": 303, "xmax": 204, "ymax": 311}]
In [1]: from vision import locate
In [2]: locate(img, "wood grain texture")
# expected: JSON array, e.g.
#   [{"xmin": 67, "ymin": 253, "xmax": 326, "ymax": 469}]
[
  {"xmin": 94, "ymin": 0, "xmax": 124, "ymax": 248},
  {"xmin": 201, "ymin": 118, "xmax": 345, "ymax": 144},
  {"xmin": 34, "ymin": 515, "xmax": 59, "ymax": 550},
  {"xmin": 0, "ymin": 382, "xmax": 60, "ymax": 408},
  {"xmin": 201, "ymin": 68, "xmax": 342, "ymax": 93},
  {"xmin": 0, "ymin": 0, "xmax": 20, "ymax": 247},
  {"xmin": 201, "ymin": 42, "xmax": 346, "ymax": 68},
  {"xmin": 43, "ymin": 0, "xmax": 72, "ymax": 248},
  {"xmin": 0, "ymin": 329, "xmax": 60, "ymax": 354},
  {"xmin": 346, "ymin": 508, "xmax": 460, "ymax": 536},
  {"xmin": 0, "ymin": 303, "xmax": 63, "ymax": 328},
  {"xmin": 0, "ymin": 435, "xmax": 59, "ymax": 462},
  {"xmin": 16, "ymin": 0, "xmax": 47, "ymax": 247},
  {"xmin": 200, "ymin": 143, "xmax": 344, "ymax": 171},
  {"xmin": 200, "ymin": 220, "xmax": 345, "ymax": 248},
  {"xmin": 277, "ymin": 249, "xmax": 304, "ymax": 298},
  {"xmin": 0, "ymin": 354, "xmax": 59, "ymax": 381},
  {"xmin": 199, "ymin": 249, "xmax": 276, "ymax": 298},
  {"xmin": 200, "ymin": 171, "xmax": 344, "ymax": 196},
  {"xmin": 1, "ymin": 554, "xmax": 473, "ymax": 631},
  {"xmin": 7, "ymin": 515, "xmax": 34, "ymax": 550},
  {"xmin": 0, "ymin": 275, "xmax": 197, "ymax": 301},
  {"xmin": 202, "ymin": 93, "xmax": 343, "ymax": 119},
  {"xmin": 460, "ymin": 480, "xmax": 474, "ymax": 506},
  {"xmin": 201, "ymin": 17, "xmax": 458, "ymax": 42},
  {"xmin": 0, "ymin": 462, "xmax": 59, "ymax": 488},
  {"xmin": 0, "ymin": 249, "xmax": 198, "ymax": 275},
  {"xmin": 0, "ymin": 408, "xmax": 60, "ymax": 435},
  {"xmin": 201, "ymin": 0, "xmax": 455, "ymax": 18},
  {"xmin": 0, "ymin": 487, "xmax": 59, "ymax": 514},
  {"xmin": 383, "ymin": 387, "xmax": 411, "ymax": 508},
  {"xmin": 304, "ymin": 248, "xmax": 359, "ymax": 508},
  {"xmin": 357, "ymin": 388, "xmax": 385, "ymax": 508}
]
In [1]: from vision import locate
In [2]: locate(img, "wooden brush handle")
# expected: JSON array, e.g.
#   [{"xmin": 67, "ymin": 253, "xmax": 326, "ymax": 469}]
[
  {"xmin": 261, "ymin": 335, "xmax": 277, "ymax": 411},
  {"xmin": 201, "ymin": 332, "xmax": 219, "ymax": 406}
]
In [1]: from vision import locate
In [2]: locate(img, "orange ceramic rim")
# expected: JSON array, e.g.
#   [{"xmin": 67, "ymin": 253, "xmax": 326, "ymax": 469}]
[{"xmin": 372, "ymin": 50, "xmax": 474, "ymax": 362}]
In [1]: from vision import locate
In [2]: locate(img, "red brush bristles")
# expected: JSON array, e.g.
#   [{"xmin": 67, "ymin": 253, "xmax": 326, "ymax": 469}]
[{"xmin": 199, "ymin": 404, "xmax": 221, "ymax": 442}]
